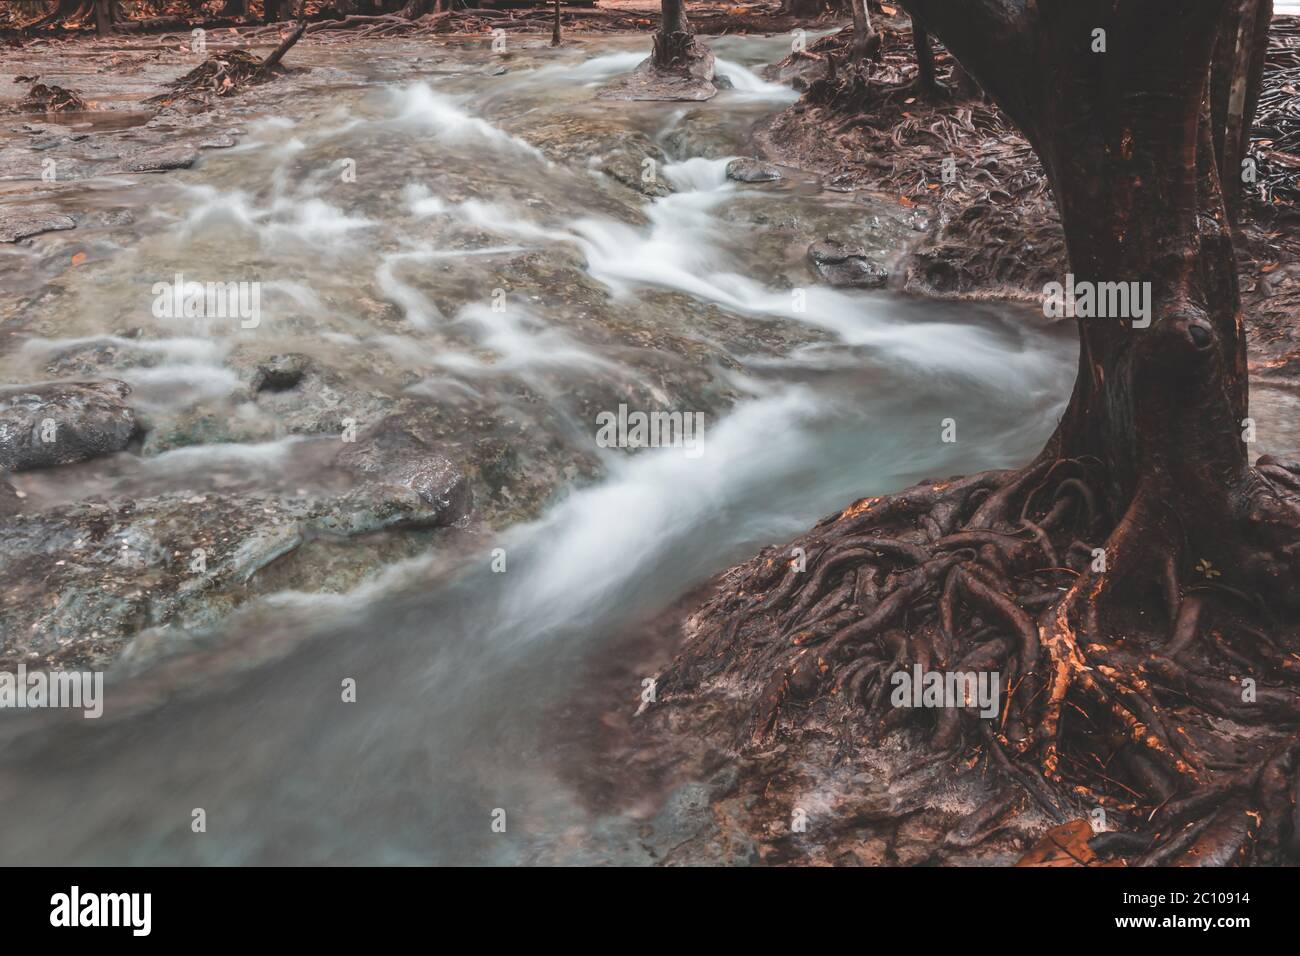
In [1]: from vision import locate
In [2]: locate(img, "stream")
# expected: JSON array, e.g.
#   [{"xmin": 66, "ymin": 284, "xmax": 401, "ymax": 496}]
[{"xmin": 0, "ymin": 34, "xmax": 1081, "ymax": 864}]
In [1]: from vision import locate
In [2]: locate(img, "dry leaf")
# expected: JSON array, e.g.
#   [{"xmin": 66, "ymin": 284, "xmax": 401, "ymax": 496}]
[
  {"xmin": 70, "ymin": 252, "xmax": 86, "ymax": 266},
  {"xmin": 1015, "ymin": 819, "xmax": 1115, "ymax": 867}
]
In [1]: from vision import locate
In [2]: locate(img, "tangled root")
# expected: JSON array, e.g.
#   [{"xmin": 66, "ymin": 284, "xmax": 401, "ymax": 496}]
[{"xmin": 654, "ymin": 454, "xmax": 1300, "ymax": 865}]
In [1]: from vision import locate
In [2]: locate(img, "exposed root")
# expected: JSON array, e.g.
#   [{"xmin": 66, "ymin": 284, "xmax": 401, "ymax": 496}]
[{"xmin": 655, "ymin": 455, "xmax": 1300, "ymax": 864}]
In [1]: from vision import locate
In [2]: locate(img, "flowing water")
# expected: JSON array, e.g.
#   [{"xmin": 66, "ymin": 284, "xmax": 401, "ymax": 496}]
[{"xmin": 0, "ymin": 35, "xmax": 1081, "ymax": 864}]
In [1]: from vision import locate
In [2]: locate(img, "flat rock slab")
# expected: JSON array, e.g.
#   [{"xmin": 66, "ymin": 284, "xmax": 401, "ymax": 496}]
[
  {"xmin": 0, "ymin": 380, "xmax": 139, "ymax": 472},
  {"xmin": 0, "ymin": 209, "xmax": 76, "ymax": 243},
  {"xmin": 0, "ymin": 465, "xmax": 471, "ymax": 669},
  {"xmin": 125, "ymin": 148, "xmax": 198, "ymax": 172}
]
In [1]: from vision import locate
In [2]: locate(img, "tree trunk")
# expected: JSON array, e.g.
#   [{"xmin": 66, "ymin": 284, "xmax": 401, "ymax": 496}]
[
  {"xmin": 264, "ymin": 0, "xmax": 286, "ymax": 22},
  {"xmin": 400, "ymin": 0, "xmax": 433, "ymax": 17},
  {"xmin": 221, "ymin": 0, "xmax": 250, "ymax": 17},
  {"xmin": 660, "ymin": 0, "xmax": 1299, "ymax": 866},
  {"xmin": 652, "ymin": 0, "xmax": 693, "ymax": 71},
  {"xmin": 92, "ymin": 0, "xmax": 112, "ymax": 35},
  {"xmin": 1212, "ymin": 0, "xmax": 1273, "ymax": 220},
  {"xmin": 898, "ymin": 0, "xmax": 1267, "ymax": 569},
  {"xmin": 849, "ymin": 0, "xmax": 877, "ymax": 64},
  {"xmin": 661, "ymin": 0, "xmax": 687, "ymax": 36},
  {"xmin": 551, "ymin": 0, "xmax": 561, "ymax": 47},
  {"xmin": 911, "ymin": 20, "xmax": 935, "ymax": 91}
]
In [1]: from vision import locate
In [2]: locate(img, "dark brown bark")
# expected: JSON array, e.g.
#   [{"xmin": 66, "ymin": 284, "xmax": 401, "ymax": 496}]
[
  {"xmin": 652, "ymin": 0, "xmax": 693, "ymax": 71},
  {"xmin": 400, "ymin": 0, "xmax": 433, "ymax": 17},
  {"xmin": 657, "ymin": 0, "xmax": 1300, "ymax": 866},
  {"xmin": 221, "ymin": 0, "xmax": 250, "ymax": 16},
  {"xmin": 92, "ymin": 0, "xmax": 113, "ymax": 35},
  {"xmin": 912, "ymin": 20, "xmax": 935, "ymax": 91},
  {"xmin": 660, "ymin": 0, "xmax": 687, "ymax": 37},
  {"xmin": 1212, "ymin": 0, "xmax": 1273, "ymax": 219},
  {"xmin": 256, "ymin": 15, "xmax": 307, "ymax": 76},
  {"xmin": 899, "ymin": 0, "xmax": 1276, "ymax": 578},
  {"xmin": 552, "ymin": 0, "xmax": 561, "ymax": 47},
  {"xmin": 23, "ymin": 0, "xmax": 88, "ymax": 29}
]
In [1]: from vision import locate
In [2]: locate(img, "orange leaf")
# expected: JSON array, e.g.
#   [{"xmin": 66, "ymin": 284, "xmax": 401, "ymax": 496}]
[
  {"xmin": 71, "ymin": 252, "xmax": 86, "ymax": 266},
  {"xmin": 881, "ymin": 3, "xmax": 897, "ymax": 12},
  {"xmin": 1016, "ymin": 819, "xmax": 1103, "ymax": 867},
  {"xmin": 898, "ymin": 196, "xmax": 915, "ymax": 207},
  {"xmin": 1261, "ymin": 262, "xmax": 1280, "ymax": 273}
]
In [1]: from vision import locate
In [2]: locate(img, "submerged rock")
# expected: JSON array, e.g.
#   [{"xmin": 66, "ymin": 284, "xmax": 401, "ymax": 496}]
[
  {"xmin": 335, "ymin": 415, "xmax": 472, "ymax": 525},
  {"xmin": 126, "ymin": 148, "xmax": 198, "ymax": 172},
  {"xmin": 807, "ymin": 238, "xmax": 890, "ymax": 289},
  {"xmin": 251, "ymin": 353, "xmax": 312, "ymax": 393},
  {"xmin": 0, "ymin": 380, "xmax": 139, "ymax": 472},
  {"xmin": 726, "ymin": 158, "xmax": 782, "ymax": 183},
  {"xmin": 0, "ymin": 449, "xmax": 472, "ymax": 668}
]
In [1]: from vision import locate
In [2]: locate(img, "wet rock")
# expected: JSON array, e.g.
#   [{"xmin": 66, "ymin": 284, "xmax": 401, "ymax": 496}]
[
  {"xmin": 0, "ymin": 476, "xmax": 470, "ymax": 669},
  {"xmin": 334, "ymin": 415, "xmax": 472, "ymax": 527},
  {"xmin": 251, "ymin": 353, "xmax": 311, "ymax": 393},
  {"xmin": 763, "ymin": 51, "xmax": 830, "ymax": 90},
  {"xmin": 726, "ymin": 158, "xmax": 782, "ymax": 183},
  {"xmin": 0, "ymin": 478, "xmax": 20, "ymax": 516},
  {"xmin": 198, "ymin": 135, "xmax": 238, "ymax": 150},
  {"xmin": 659, "ymin": 109, "xmax": 747, "ymax": 161},
  {"xmin": 597, "ymin": 46, "xmax": 718, "ymax": 103},
  {"xmin": 0, "ymin": 380, "xmax": 139, "ymax": 472},
  {"xmin": 807, "ymin": 238, "xmax": 890, "ymax": 289},
  {"xmin": 126, "ymin": 148, "xmax": 198, "ymax": 172},
  {"xmin": 0, "ymin": 209, "xmax": 76, "ymax": 243}
]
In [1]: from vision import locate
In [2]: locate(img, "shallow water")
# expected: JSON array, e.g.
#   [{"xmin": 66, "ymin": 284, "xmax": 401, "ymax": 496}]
[{"xmin": 0, "ymin": 35, "xmax": 1085, "ymax": 864}]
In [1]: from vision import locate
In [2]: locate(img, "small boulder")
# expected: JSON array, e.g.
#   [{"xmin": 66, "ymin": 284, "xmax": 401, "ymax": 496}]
[
  {"xmin": 807, "ymin": 239, "xmax": 889, "ymax": 289},
  {"xmin": 334, "ymin": 416, "xmax": 472, "ymax": 527},
  {"xmin": 726, "ymin": 158, "xmax": 782, "ymax": 183},
  {"xmin": 251, "ymin": 353, "xmax": 311, "ymax": 393},
  {"xmin": 0, "ymin": 380, "xmax": 139, "ymax": 472}
]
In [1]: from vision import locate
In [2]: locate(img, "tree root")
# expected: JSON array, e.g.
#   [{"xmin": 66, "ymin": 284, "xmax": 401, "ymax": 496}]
[{"xmin": 655, "ymin": 456, "xmax": 1300, "ymax": 864}]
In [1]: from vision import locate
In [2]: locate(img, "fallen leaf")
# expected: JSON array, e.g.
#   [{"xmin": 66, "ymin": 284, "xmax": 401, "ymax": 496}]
[
  {"xmin": 881, "ymin": 3, "xmax": 897, "ymax": 12},
  {"xmin": 1015, "ymin": 819, "xmax": 1114, "ymax": 867},
  {"xmin": 70, "ymin": 252, "xmax": 86, "ymax": 266}
]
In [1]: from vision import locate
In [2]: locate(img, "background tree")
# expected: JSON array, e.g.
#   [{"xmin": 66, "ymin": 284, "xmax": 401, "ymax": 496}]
[
  {"xmin": 848, "ymin": 0, "xmax": 879, "ymax": 65},
  {"xmin": 651, "ymin": 0, "xmax": 694, "ymax": 71}
]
